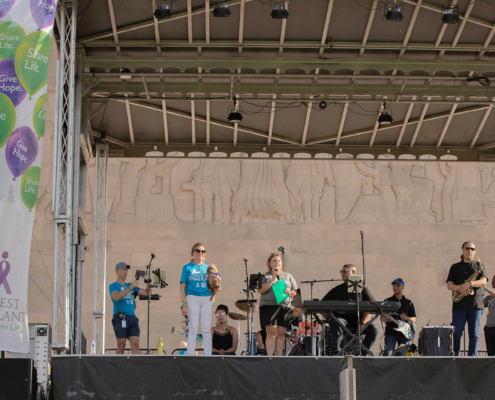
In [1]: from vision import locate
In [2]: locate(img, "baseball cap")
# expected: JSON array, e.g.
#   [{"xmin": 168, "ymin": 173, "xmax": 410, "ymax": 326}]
[
  {"xmin": 115, "ymin": 262, "xmax": 130, "ymax": 270},
  {"xmin": 391, "ymin": 278, "xmax": 405, "ymax": 286}
]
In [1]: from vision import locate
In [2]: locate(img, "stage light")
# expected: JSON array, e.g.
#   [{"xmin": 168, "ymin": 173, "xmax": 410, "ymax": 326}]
[
  {"xmin": 119, "ymin": 68, "xmax": 132, "ymax": 80},
  {"xmin": 378, "ymin": 112, "xmax": 393, "ymax": 126},
  {"xmin": 228, "ymin": 111, "xmax": 243, "ymax": 123},
  {"xmin": 271, "ymin": 4, "xmax": 289, "ymax": 19},
  {"xmin": 213, "ymin": 2, "xmax": 231, "ymax": 17},
  {"xmin": 442, "ymin": 6, "xmax": 460, "ymax": 24},
  {"xmin": 385, "ymin": 3, "xmax": 403, "ymax": 22},
  {"xmin": 154, "ymin": 1, "xmax": 174, "ymax": 19},
  {"xmin": 228, "ymin": 97, "xmax": 243, "ymax": 123}
]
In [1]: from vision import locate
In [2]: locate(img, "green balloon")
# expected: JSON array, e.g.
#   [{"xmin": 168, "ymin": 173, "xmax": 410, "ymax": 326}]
[
  {"xmin": 0, "ymin": 92, "xmax": 15, "ymax": 148},
  {"xmin": 33, "ymin": 93, "xmax": 46, "ymax": 139},
  {"xmin": 14, "ymin": 31, "xmax": 51, "ymax": 98},
  {"xmin": 21, "ymin": 166, "xmax": 41, "ymax": 211},
  {"xmin": 0, "ymin": 21, "xmax": 26, "ymax": 60}
]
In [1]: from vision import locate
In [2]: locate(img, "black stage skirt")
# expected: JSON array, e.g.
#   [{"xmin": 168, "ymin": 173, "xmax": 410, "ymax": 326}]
[{"xmin": 259, "ymin": 305, "xmax": 293, "ymax": 329}]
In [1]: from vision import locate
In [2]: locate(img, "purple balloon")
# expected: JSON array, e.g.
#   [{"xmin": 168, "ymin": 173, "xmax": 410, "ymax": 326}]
[
  {"xmin": 5, "ymin": 127, "xmax": 39, "ymax": 180},
  {"xmin": 0, "ymin": 0, "xmax": 15, "ymax": 19},
  {"xmin": 30, "ymin": 0, "xmax": 57, "ymax": 29},
  {"xmin": 0, "ymin": 59, "xmax": 27, "ymax": 107}
]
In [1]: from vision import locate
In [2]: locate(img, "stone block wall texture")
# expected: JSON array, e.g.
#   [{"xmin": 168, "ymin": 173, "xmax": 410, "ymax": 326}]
[{"xmin": 28, "ymin": 50, "xmax": 495, "ymax": 354}]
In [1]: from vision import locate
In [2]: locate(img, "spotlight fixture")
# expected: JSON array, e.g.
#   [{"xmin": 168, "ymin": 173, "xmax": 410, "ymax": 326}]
[
  {"xmin": 384, "ymin": 2, "xmax": 403, "ymax": 22},
  {"xmin": 154, "ymin": 1, "xmax": 174, "ymax": 19},
  {"xmin": 442, "ymin": 4, "xmax": 460, "ymax": 24},
  {"xmin": 213, "ymin": 2, "xmax": 231, "ymax": 17},
  {"xmin": 271, "ymin": 4, "xmax": 289, "ymax": 19},
  {"xmin": 119, "ymin": 68, "xmax": 132, "ymax": 81},
  {"xmin": 378, "ymin": 112, "xmax": 393, "ymax": 126},
  {"xmin": 228, "ymin": 97, "xmax": 243, "ymax": 123}
]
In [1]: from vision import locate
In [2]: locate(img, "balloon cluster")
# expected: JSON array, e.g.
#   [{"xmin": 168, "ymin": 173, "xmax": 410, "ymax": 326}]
[{"xmin": 0, "ymin": 3, "xmax": 53, "ymax": 210}]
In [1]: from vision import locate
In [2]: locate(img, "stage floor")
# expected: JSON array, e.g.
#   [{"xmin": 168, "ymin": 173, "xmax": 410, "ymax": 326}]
[{"xmin": 49, "ymin": 355, "xmax": 495, "ymax": 400}]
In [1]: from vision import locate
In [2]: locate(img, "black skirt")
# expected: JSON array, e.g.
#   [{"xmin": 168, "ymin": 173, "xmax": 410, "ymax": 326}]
[{"xmin": 259, "ymin": 305, "xmax": 293, "ymax": 329}]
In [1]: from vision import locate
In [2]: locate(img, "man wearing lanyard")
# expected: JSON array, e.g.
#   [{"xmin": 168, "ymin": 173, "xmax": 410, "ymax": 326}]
[{"xmin": 109, "ymin": 262, "xmax": 148, "ymax": 354}]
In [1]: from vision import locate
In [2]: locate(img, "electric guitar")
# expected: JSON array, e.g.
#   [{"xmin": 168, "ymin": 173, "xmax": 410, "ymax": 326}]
[{"xmin": 389, "ymin": 316, "xmax": 416, "ymax": 340}]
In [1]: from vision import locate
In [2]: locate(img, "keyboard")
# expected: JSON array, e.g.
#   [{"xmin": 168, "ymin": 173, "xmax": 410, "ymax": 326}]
[{"xmin": 303, "ymin": 300, "xmax": 400, "ymax": 314}]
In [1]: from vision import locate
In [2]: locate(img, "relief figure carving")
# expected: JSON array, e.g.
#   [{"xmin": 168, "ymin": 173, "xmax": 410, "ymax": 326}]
[{"xmin": 408, "ymin": 162, "xmax": 436, "ymax": 224}]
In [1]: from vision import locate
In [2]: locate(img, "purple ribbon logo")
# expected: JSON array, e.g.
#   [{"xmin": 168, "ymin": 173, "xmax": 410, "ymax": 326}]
[{"xmin": 0, "ymin": 251, "xmax": 12, "ymax": 294}]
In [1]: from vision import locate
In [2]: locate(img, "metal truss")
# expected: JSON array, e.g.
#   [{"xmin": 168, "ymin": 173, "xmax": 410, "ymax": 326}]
[
  {"xmin": 92, "ymin": 145, "xmax": 109, "ymax": 355},
  {"xmin": 52, "ymin": 0, "xmax": 77, "ymax": 351}
]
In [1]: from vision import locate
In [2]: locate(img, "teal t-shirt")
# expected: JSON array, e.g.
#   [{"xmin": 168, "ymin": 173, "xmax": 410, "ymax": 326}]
[
  {"xmin": 180, "ymin": 263, "xmax": 211, "ymax": 297},
  {"xmin": 109, "ymin": 282, "xmax": 140, "ymax": 316}
]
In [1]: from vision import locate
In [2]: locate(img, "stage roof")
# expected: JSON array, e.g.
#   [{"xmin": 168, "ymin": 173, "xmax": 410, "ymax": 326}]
[{"xmin": 71, "ymin": 0, "xmax": 495, "ymax": 160}]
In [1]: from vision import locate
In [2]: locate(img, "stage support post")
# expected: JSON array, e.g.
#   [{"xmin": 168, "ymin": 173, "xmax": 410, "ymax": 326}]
[
  {"xmin": 52, "ymin": 0, "xmax": 78, "ymax": 353},
  {"xmin": 339, "ymin": 355, "xmax": 356, "ymax": 400},
  {"xmin": 92, "ymin": 144, "xmax": 109, "ymax": 354}
]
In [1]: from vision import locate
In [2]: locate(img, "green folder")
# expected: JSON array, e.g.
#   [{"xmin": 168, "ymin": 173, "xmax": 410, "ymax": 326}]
[{"xmin": 272, "ymin": 278, "xmax": 289, "ymax": 305}]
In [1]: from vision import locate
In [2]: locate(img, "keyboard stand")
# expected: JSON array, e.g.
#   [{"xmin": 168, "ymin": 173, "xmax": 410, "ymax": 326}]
[{"xmin": 328, "ymin": 311, "xmax": 381, "ymax": 356}]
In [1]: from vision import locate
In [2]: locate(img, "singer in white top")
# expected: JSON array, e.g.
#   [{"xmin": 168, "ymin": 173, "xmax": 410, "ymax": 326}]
[{"xmin": 257, "ymin": 253, "xmax": 297, "ymax": 356}]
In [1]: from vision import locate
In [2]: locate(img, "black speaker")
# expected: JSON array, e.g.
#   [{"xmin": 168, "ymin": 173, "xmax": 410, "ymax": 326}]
[
  {"xmin": 0, "ymin": 358, "xmax": 36, "ymax": 400},
  {"xmin": 418, "ymin": 326, "xmax": 454, "ymax": 356}
]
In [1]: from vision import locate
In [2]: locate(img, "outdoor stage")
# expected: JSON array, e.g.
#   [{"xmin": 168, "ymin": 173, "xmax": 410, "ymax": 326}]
[{"xmin": 48, "ymin": 355, "xmax": 495, "ymax": 400}]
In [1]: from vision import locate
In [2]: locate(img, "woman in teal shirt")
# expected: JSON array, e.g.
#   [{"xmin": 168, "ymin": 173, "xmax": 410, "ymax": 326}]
[{"xmin": 180, "ymin": 243, "xmax": 213, "ymax": 355}]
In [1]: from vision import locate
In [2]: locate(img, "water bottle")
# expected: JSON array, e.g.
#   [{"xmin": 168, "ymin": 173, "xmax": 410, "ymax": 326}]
[
  {"xmin": 157, "ymin": 338, "xmax": 164, "ymax": 355},
  {"xmin": 90, "ymin": 340, "xmax": 96, "ymax": 355}
]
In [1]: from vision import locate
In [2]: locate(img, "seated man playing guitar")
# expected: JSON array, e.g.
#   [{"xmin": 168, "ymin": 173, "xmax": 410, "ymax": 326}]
[{"xmin": 382, "ymin": 278, "xmax": 417, "ymax": 356}]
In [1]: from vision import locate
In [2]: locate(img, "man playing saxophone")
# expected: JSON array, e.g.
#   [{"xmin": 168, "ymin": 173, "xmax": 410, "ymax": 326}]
[{"xmin": 446, "ymin": 241, "xmax": 488, "ymax": 356}]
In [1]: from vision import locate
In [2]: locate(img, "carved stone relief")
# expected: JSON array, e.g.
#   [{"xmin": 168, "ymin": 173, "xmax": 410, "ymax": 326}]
[{"xmin": 101, "ymin": 158, "xmax": 495, "ymax": 226}]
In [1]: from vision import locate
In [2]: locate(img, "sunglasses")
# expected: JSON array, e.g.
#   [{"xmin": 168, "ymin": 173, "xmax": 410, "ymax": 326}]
[
  {"xmin": 464, "ymin": 247, "xmax": 475, "ymax": 251},
  {"xmin": 194, "ymin": 249, "xmax": 206, "ymax": 254},
  {"xmin": 340, "ymin": 270, "xmax": 353, "ymax": 274},
  {"xmin": 215, "ymin": 312, "xmax": 226, "ymax": 316}
]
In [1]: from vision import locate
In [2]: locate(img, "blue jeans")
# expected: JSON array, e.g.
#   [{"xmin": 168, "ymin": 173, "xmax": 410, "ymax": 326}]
[
  {"xmin": 452, "ymin": 308, "xmax": 483, "ymax": 356},
  {"xmin": 383, "ymin": 333, "xmax": 411, "ymax": 356}
]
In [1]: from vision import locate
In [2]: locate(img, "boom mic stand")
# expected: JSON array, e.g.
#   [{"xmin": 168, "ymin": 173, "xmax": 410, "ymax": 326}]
[
  {"xmin": 361, "ymin": 231, "xmax": 366, "ymax": 285},
  {"xmin": 145, "ymin": 253, "xmax": 155, "ymax": 355},
  {"xmin": 278, "ymin": 246, "xmax": 286, "ymax": 271},
  {"xmin": 243, "ymin": 258, "xmax": 255, "ymax": 355}
]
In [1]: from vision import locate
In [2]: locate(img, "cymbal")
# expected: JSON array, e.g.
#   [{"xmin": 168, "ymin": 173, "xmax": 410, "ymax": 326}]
[
  {"xmin": 229, "ymin": 312, "xmax": 247, "ymax": 321},
  {"xmin": 235, "ymin": 299, "xmax": 259, "ymax": 313}
]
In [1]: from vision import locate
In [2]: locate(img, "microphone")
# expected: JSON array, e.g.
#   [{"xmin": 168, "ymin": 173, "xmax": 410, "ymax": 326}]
[
  {"xmin": 151, "ymin": 253, "xmax": 155, "ymax": 259},
  {"xmin": 275, "ymin": 267, "xmax": 279, "ymax": 271},
  {"xmin": 278, "ymin": 246, "xmax": 284, "ymax": 252},
  {"xmin": 244, "ymin": 258, "xmax": 248, "ymax": 262},
  {"xmin": 360, "ymin": 231, "xmax": 363, "ymax": 238}
]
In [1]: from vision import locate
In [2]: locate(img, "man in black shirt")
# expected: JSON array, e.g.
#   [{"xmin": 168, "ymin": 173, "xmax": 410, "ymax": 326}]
[
  {"xmin": 322, "ymin": 264, "xmax": 379, "ymax": 355},
  {"xmin": 382, "ymin": 278, "xmax": 416, "ymax": 356},
  {"xmin": 446, "ymin": 241, "xmax": 488, "ymax": 356}
]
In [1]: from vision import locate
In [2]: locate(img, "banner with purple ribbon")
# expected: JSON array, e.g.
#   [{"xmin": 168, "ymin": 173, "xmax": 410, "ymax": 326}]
[{"xmin": 0, "ymin": 0, "xmax": 56, "ymax": 353}]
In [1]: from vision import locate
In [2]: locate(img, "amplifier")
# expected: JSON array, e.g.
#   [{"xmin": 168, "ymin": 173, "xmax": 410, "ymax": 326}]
[
  {"xmin": 0, "ymin": 358, "xmax": 36, "ymax": 400},
  {"xmin": 418, "ymin": 325, "xmax": 454, "ymax": 356}
]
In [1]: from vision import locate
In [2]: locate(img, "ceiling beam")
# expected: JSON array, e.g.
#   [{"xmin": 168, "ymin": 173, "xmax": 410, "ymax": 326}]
[
  {"xmin": 410, "ymin": 99, "xmax": 430, "ymax": 148},
  {"xmin": 306, "ymin": 104, "xmax": 488, "ymax": 146},
  {"xmin": 478, "ymin": 141, "xmax": 495, "ymax": 151},
  {"xmin": 398, "ymin": 0, "xmax": 422, "ymax": 59},
  {"xmin": 359, "ymin": 0, "xmax": 378, "ymax": 58},
  {"xmin": 369, "ymin": 103, "xmax": 383, "ymax": 148},
  {"xmin": 206, "ymin": 100, "xmax": 210, "ymax": 145},
  {"xmin": 152, "ymin": 1, "xmax": 161, "ymax": 56},
  {"xmin": 278, "ymin": 1, "xmax": 289, "ymax": 57},
  {"xmin": 477, "ymin": 18, "xmax": 495, "ymax": 60},
  {"xmin": 125, "ymin": 96, "xmax": 135, "ymax": 144},
  {"xmin": 470, "ymin": 104, "xmax": 493, "ymax": 149},
  {"xmin": 79, "ymin": 0, "xmax": 255, "ymax": 43},
  {"xmin": 335, "ymin": 102, "xmax": 348, "ymax": 147},
  {"xmin": 82, "ymin": 56, "xmax": 495, "ymax": 76},
  {"xmin": 191, "ymin": 94, "xmax": 196, "ymax": 145},
  {"xmin": 162, "ymin": 99, "xmax": 169, "ymax": 144},
  {"xmin": 396, "ymin": 103, "xmax": 415, "ymax": 147},
  {"xmin": 436, "ymin": 101, "xmax": 459, "ymax": 148},
  {"xmin": 318, "ymin": 0, "xmax": 334, "ymax": 58},
  {"xmin": 81, "ymin": 39, "xmax": 495, "ymax": 53},
  {"xmin": 106, "ymin": 0, "xmax": 121, "ymax": 56},
  {"xmin": 301, "ymin": 96, "xmax": 314, "ymax": 145},
  {"xmin": 238, "ymin": 0, "xmax": 246, "ymax": 56},
  {"xmin": 267, "ymin": 94, "xmax": 276, "ymax": 146},
  {"xmin": 115, "ymin": 99, "xmax": 301, "ymax": 145},
  {"xmin": 90, "ymin": 81, "xmax": 495, "ymax": 102},
  {"xmin": 205, "ymin": 0, "xmax": 210, "ymax": 46}
]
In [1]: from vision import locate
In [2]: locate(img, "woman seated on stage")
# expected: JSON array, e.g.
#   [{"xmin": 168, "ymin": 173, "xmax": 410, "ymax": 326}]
[
  {"xmin": 257, "ymin": 253, "xmax": 297, "ymax": 356},
  {"xmin": 211, "ymin": 305, "xmax": 238, "ymax": 355}
]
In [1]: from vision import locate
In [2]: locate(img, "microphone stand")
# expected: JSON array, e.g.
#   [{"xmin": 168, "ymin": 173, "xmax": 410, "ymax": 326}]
[
  {"xmin": 360, "ymin": 231, "xmax": 366, "ymax": 285},
  {"xmin": 300, "ymin": 278, "xmax": 344, "ymax": 301},
  {"xmin": 145, "ymin": 253, "xmax": 155, "ymax": 355},
  {"xmin": 243, "ymin": 258, "xmax": 253, "ymax": 355}
]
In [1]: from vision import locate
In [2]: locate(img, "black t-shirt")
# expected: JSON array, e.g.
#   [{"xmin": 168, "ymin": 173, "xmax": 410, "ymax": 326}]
[
  {"xmin": 446, "ymin": 259, "xmax": 487, "ymax": 309},
  {"xmin": 384, "ymin": 294, "xmax": 416, "ymax": 337},
  {"xmin": 322, "ymin": 282, "xmax": 376, "ymax": 319}
]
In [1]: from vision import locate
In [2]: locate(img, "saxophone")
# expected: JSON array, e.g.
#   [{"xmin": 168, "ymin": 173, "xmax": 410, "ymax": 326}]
[{"xmin": 452, "ymin": 257, "xmax": 483, "ymax": 303}]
